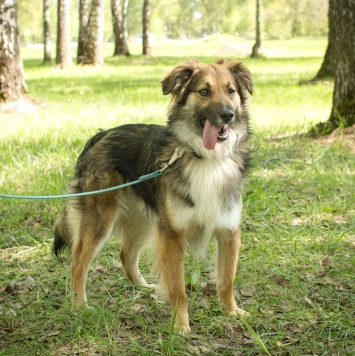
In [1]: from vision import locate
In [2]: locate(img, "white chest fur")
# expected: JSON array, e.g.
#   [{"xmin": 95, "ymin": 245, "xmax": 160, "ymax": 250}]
[{"xmin": 167, "ymin": 154, "xmax": 243, "ymax": 234}]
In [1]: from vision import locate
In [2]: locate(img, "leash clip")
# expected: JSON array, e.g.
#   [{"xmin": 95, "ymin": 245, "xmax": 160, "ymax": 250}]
[{"xmin": 160, "ymin": 148, "xmax": 183, "ymax": 173}]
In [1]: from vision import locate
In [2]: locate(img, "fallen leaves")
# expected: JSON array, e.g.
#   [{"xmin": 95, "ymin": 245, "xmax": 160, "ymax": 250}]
[{"xmin": 4, "ymin": 275, "xmax": 38, "ymax": 296}]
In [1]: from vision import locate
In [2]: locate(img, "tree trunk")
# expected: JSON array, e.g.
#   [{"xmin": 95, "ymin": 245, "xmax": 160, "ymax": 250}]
[
  {"xmin": 122, "ymin": 0, "xmax": 129, "ymax": 44},
  {"xmin": 312, "ymin": 0, "xmax": 355, "ymax": 134},
  {"xmin": 79, "ymin": 0, "xmax": 105, "ymax": 65},
  {"xmin": 43, "ymin": 0, "xmax": 51, "ymax": 64},
  {"xmin": 111, "ymin": 0, "xmax": 130, "ymax": 56},
  {"xmin": 290, "ymin": 1, "xmax": 300, "ymax": 37},
  {"xmin": 311, "ymin": 0, "xmax": 335, "ymax": 81},
  {"xmin": 0, "ymin": 0, "xmax": 27, "ymax": 103},
  {"xmin": 77, "ymin": 0, "xmax": 89, "ymax": 62},
  {"xmin": 251, "ymin": 0, "xmax": 261, "ymax": 58},
  {"xmin": 142, "ymin": 0, "xmax": 151, "ymax": 55},
  {"xmin": 328, "ymin": 0, "xmax": 355, "ymax": 129},
  {"xmin": 56, "ymin": 0, "xmax": 72, "ymax": 67}
]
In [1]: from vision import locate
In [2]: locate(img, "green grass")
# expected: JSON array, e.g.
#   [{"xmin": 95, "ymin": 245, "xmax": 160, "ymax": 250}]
[{"xmin": 1, "ymin": 38, "xmax": 354, "ymax": 355}]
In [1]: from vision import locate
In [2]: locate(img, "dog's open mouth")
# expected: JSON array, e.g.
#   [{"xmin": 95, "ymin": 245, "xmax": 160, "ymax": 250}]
[{"xmin": 201, "ymin": 119, "xmax": 230, "ymax": 150}]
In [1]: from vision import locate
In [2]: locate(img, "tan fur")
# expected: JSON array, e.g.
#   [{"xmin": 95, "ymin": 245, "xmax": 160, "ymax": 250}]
[{"xmin": 54, "ymin": 59, "xmax": 253, "ymax": 333}]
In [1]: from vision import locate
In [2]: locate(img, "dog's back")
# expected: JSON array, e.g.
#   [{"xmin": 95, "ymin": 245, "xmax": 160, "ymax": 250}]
[{"xmin": 53, "ymin": 123, "xmax": 169, "ymax": 255}]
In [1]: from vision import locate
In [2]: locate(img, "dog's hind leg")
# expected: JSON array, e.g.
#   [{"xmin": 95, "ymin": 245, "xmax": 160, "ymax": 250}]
[
  {"xmin": 118, "ymin": 205, "xmax": 154, "ymax": 288},
  {"xmin": 69, "ymin": 173, "xmax": 121, "ymax": 307},
  {"xmin": 215, "ymin": 228, "xmax": 246, "ymax": 316}
]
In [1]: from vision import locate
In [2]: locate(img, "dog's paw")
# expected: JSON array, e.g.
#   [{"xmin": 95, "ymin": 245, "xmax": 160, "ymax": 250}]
[
  {"xmin": 174, "ymin": 322, "xmax": 191, "ymax": 336},
  {"xmin": 227, "ymin": 307, "xmax": 249, "ymax": 318},
  {"xmin": 138, "ymin": 283, "xmax": 157, "ymax": 290},
  {"xmin": 236, "ymin": 307, "xmax": 250, "ymax": 317}
]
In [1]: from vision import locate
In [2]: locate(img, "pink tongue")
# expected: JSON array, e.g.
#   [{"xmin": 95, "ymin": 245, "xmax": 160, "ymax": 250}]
[{"xmin": 203, "ymin": 120, "xmax": 220, "ymax": 150}]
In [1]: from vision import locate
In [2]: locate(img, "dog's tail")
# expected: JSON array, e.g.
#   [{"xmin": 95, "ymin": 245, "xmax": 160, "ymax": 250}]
[{"xmin": 53, "ymin": 207, "xmax": 72, "ymax": 257}]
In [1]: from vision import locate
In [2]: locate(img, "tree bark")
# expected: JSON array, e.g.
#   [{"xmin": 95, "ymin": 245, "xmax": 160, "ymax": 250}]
[
  {"xmin": 79, "ymin": 0, "xmax": 105, "ymax": 65},
  {"xmin": 122, "ymin": 0, "xmax": 129, "ymax": 44},
  {"xmin": 77, "ymin": 0, "xmax": 89, "ymax": 62},
  {"xmin": 328, "ymin": 0, "xmax": 355, "ymax": 129},
  {"xmin": 111, "ymin": 0, "xmax": 130, "ymax": 56},
  {"xmin": 142, "ymin": 0, "xmax": 151, "ymax": 55},
  {"xmin": 43, "ymin": 0, "xmax": 51, "ymax": 64},
  {"xmin": 251, "ymin": 0, "xmax": 261, "ymax": 58},
  {"xmin": 56, "ymin": 0, "xmax": 72, "ymax": 67},
  {"xmin": 311, "ymin": 0, "xmax": 335, "ymax": 81},
  {"xmin": 312, "ymin": 0, "xmax": 355, "ymax": 134},
  {"xmin": 0, "ymin": 0, "xmax": 27, "ymax": 103}
]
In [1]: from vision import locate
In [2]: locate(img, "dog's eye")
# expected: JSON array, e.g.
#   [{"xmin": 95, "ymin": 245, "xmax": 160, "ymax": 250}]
[
  {"xmin": 199, "ymin": 89, "xmax": 209, "ymax": 96},
  {"xmin": 228, "ymin": 88, "xmax": 235, "ymax": 95}
]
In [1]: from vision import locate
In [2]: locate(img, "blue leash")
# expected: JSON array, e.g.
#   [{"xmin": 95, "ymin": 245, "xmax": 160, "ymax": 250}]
[
  {"xmin": 0, "ymin": 171, "xmax": 162, "ymax": 200},
  {"xmin": 0, "ymin": 148, "xmax": 183, "ymax": 200}
]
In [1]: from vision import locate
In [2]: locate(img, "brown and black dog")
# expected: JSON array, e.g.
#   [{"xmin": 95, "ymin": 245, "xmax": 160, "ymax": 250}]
[{"xmin": 53, "ymin": 58, "xmax": 253, "ymax": 333}]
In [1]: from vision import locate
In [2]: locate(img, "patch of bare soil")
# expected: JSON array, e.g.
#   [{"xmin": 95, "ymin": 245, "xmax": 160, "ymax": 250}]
[{"xmin": 315, "ymin": 124, "xmax": 355, "ymax": 153}]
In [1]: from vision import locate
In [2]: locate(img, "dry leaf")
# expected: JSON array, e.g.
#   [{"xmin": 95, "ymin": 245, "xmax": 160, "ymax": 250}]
[
  {"xmin": 293, "ymin": 323, "xmax": 305, "ymax": 333},
  {"xmin": 259, "ymin": 307, "xmax": 274, "ymax": 315},
  {"xmin": 186, "ymin": 282, "xmax": 196, "ymax": 293},
  {"xmin": 291, "ymin": 218, "xmax": 303, "ymax": 226},
  {"xmin": 201, "ymin": 283, "xmax": 216, "ymax": 296},
  {"xmin": 239, "ymin": 286, "xmax": 256, "ymax": 297},
  {"xmin": 95, "ymin": 265, "xmax": 105, "ymax": 272},
  {"xmin": 27, "ymin": 275, "xmax": 36, "ymax": 290},
  {"xmin": 5, "ymin": 279, "xmax": 17, "ymax": 294},
  {"xmin": 39, "ymin": 331, "xmax": 61, "ymax": 341},
  {"xmin": 304, "ymin": 296, "xmax": 313, "ymax": 306},
  {"xmin": 324, "ymin": 277, "xmax": 334, "ymax": 285},
  {"xmin": 274, "ymin": 275, "xmax": 286, "ymax": 286},
  {"xmin": 199, "ymin": 297, "xmax": 209, "ymax": 309},
  {"xmin": 334, "ymin": 215, "xmax": 347, "ymax": 224},
  {"xmin": 130, "ymin": 303, "xmax": 143, "ymax": 312},
  {"xmin": 13, "ymin": 301, "xmax": 24, "ymax": 309},
  {"xmin": 241, "ymin": 331, "xmax": 255, "ymax": 345}
]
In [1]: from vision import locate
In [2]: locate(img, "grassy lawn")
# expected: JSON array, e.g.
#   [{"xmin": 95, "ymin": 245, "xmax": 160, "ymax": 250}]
[{"xmin": 1, "ymin": 38, "xmax": 354, "ymax": 355}]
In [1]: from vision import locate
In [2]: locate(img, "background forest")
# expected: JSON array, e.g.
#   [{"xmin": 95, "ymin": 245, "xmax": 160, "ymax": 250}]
[{"xmin": 19, "ymin": 0, "xmax": 328, "ymax": 44}]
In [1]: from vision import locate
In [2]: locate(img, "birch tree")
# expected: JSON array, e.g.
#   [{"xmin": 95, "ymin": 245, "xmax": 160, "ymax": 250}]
[{"xmin": 0, "ymin": 0, "xmax": 27, "ymax": 103}]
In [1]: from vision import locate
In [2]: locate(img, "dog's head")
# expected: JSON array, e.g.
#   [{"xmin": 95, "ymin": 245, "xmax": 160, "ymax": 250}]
[{"xmin": 162, "ymin": 59, "xmax": 253, "ymax": 152}]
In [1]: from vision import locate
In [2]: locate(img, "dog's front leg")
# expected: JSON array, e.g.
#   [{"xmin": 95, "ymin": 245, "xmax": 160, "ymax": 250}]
[
  {"xmin": 157, "ymin": 226, "xmax": 190, "ymax": 333},
  {"xmin": 216, "ymin": 229, "xmax": 246, "ymax": 316}
]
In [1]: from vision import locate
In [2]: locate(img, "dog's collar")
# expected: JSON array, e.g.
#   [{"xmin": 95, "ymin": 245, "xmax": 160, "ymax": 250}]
[
  {"xmin": 190, "ymin": 150, "xmax": 202, "ymax": 159},
  {"xmin": 160, "ymin": 148, "xmax": 184, "ymax": 173}
]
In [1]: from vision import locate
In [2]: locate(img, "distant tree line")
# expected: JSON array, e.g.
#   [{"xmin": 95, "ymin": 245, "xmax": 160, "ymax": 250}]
[
  {"xmin": 1, "ymin": 0, "xmax": 353, "ymax": 133},
  {"xmin": 18, "ymin": 0, "xmax": 328, "ymax": 45}
]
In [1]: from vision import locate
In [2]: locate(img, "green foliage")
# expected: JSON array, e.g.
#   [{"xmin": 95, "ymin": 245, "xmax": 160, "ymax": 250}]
[
  {"xmin": 1, "ymin": 39, "xmax": 354, "ymax": 355},
  {"xmin": 263, "ymin": 0, "xmax": 328, "ymax": 39},
  {"xmin": 18, "ymin": 0, "xmax": 328, "ymax": 43}
]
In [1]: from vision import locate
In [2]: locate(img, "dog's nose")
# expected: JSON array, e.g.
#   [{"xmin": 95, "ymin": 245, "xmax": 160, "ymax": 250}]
[{"xmin": 219, "ymin": 108, "xmax": 234, "ymax": 123}]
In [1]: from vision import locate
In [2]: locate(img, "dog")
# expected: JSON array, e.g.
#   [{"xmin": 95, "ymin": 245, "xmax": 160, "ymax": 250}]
[{"xmin": 53, "ymin": 58, "xmax": 253, "ymax": 333}]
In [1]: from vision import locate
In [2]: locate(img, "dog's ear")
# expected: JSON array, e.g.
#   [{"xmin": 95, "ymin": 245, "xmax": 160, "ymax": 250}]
[
  {"xmin": 161, "ymin": 61, "xmax": 199, "ymax": 101},
  {"xmin": 222, "ymin": 60, "xmax": 253, "ymax": 95}
]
